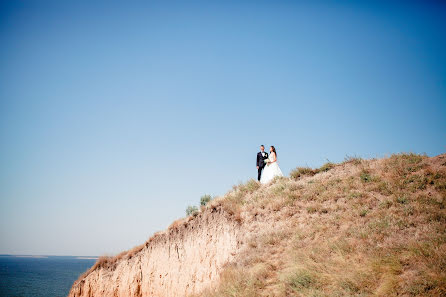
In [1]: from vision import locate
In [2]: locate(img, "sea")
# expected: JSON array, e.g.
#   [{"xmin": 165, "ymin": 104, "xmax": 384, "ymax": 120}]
[{"xmin": 0, "ymin": 255, "xmax": 97, "ymax": 297}]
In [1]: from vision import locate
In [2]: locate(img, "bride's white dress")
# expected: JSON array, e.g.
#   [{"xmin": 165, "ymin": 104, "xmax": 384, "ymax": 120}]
[{"xmin": 260, "ymin": 153, "xmax": 283, "ymax": 184}]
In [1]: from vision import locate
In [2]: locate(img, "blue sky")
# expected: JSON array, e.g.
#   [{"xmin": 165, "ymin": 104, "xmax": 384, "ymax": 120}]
[{"xmin": 1, "ymin": 0, "xmax": 445, "ymax": 256}]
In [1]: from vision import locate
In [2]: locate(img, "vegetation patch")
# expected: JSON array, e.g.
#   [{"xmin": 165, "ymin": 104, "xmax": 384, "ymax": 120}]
[
  {"xmin": 290, "ymin": 167, "xmax": 317, "ymax": 180},
  {"xmin": 186, "ymin": 205, "xmax": 199, "ymax": 216},
  {"xmin": 285, "ymin": 268, "xmax": 317, "ymax": 291},
  {"xmin": 319, "ymin": 161, "xmax": 336, "ymax": 172},
  {"xmin": 200, "ymin": 194, "xmax": 212, "ymax": 206},
  {"xmin": 344, "ymin": 155, "xmax": 363, "ymax": 165},
  {"xmin": 360, "ymin": 170, "xmax": 372, "ymax": 182},
  {"xmin": 359, "ymin": 209, "xmax": 368, "ymax": 217}
]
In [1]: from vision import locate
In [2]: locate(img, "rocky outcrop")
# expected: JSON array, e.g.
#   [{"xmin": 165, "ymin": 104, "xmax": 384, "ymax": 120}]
[{"xmin": 68, "ymin": 206, "xmax": 243, "ymax": 297}]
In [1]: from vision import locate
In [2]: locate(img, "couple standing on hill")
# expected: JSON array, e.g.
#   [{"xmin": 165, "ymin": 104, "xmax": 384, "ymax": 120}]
[{"xmin": 256, "ymin": 145, "xmax": 283, "ymax": 184}]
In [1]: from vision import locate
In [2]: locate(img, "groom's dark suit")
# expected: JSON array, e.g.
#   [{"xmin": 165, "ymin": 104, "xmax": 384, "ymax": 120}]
[{"xmin": 256, "ymin": 151, "xmax": 269, "ymax": 181}]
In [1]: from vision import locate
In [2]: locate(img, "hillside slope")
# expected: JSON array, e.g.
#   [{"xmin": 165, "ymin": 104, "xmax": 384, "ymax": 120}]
[{"xmin": 69, "ymin": 153, "xmax": 446, "ymax": 297}]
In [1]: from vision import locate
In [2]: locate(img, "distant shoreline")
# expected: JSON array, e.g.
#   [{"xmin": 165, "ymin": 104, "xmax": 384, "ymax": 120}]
[
  {"xmin": 0, "ymin": 255, "xmax": 98, "ymax": 259},
  {"xmin": 13, "ymin": 255, "xmax": 48, "ymax": 258}
]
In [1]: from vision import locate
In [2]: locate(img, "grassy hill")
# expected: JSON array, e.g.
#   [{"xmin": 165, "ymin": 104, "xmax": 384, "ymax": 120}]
[{"xmin": 191, "ymin": 153, "xmax": 446, "ymax": 297}]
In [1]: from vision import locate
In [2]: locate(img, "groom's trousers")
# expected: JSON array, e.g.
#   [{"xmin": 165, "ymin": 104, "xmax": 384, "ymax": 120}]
[{"xmin": 258, "ymin": 166, "xmax": 264, "ymax": 181}]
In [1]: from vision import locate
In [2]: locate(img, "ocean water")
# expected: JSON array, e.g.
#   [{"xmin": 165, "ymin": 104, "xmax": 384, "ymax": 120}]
[{"xmin": 0, "ymin": 255, "xmax": 96, "ymax": 297}]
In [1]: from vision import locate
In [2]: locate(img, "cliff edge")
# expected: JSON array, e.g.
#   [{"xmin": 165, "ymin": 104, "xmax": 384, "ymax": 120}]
[{"xmin": 68, "ymin": 205, "xmax": 244, "ymax": 297}]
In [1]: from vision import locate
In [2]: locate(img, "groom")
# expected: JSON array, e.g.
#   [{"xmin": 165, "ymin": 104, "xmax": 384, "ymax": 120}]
[{"xmin": 256, "ymin": 145, "xmax": 268, "ymax": 181}]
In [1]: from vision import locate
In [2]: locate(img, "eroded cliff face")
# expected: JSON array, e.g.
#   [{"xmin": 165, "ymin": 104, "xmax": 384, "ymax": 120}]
[{"xmin": 68, "ymin": 206, "xmax": 243, "ymax": 297}]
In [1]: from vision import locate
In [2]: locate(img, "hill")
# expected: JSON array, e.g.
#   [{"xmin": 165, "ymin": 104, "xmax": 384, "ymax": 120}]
[{"xmin": 68, "ymin": 153, "xmax": 446, "ymax": 297}]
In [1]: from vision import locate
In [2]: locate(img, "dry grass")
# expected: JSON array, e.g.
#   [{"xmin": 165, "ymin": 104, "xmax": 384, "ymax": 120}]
[
  {"xmin": 290, "ymin": 167, "xmax": 317, "ymax": 180},
  {"xmin": 212, "ymin": 179, "xmax": 261, "ymax": 223},
  {"xmin": 290, "ymin": 162, "xmax": 337, "ymax": 181},
  {"xmin": 74, "ymin": 242, "xmax": 148, "ymax": 284},
  {"xmin": 193, "ymin": 153, "xmax": 446, "ymax": 297}
]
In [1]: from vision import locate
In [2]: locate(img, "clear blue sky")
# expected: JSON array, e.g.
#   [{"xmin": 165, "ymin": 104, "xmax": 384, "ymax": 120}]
[{"xmin": 1, "ymin": 0, "xmax": 445, "ymax": 256}]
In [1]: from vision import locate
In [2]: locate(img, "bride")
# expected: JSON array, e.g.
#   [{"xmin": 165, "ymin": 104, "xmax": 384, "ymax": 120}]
[{"xmin": 260, "ymin": 146, "xmax": 284, "ymax": 184}]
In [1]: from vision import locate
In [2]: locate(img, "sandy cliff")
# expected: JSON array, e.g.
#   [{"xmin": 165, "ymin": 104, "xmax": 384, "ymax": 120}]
[{"xmin": 68, "ymin": 206, "xmax": 248, "ymax": 297}]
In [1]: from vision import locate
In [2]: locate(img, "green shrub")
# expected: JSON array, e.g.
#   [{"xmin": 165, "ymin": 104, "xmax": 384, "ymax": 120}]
[
  {"xmin": 186, "ymin": 205, "xmax": 199, "ymax": 216},
  {"xmin": 290, "ymin": 162, "xmax": 335, "ymax": 178},
  {"xmin": 200, "ymin": 194, "xmax": 212, "ymax": 206},
  {"xmin": 319, "ymin": 162, "xmax": 335, "ymax": 172},
  {"xmin": 359, "ymin": 209, "xmax": 368, "ymax": 217},
  {"xmin": 290, "ymin": 167, "xmax": 316, "ymax": 180},
  {"xmin": 286, "ymin": 269, "xmax": 316, "ymax": 290},
  {"xmin": 360, "ymin": 170, "xmax": 372, "ymax": 182},
  {"xmin": 396, "ymin": 195, "xmax": 408, "ymax": 204}
]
